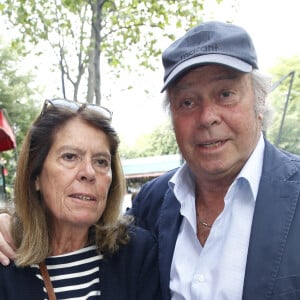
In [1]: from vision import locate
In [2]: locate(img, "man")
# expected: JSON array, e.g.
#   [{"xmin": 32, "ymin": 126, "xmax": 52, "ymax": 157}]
[
  {"xmin": 1, "ymin": 21, "xmax": 300, "ymax": 299},
  {"xmin": 131, "ymin": 21, "xmax": 300, "ymax": 299}
]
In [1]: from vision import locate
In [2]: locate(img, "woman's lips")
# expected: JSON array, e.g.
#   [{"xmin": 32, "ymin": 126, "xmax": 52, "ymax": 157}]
[{"xmin": 70, "ymin": 194, "xmax": 96, "ymax": 201}]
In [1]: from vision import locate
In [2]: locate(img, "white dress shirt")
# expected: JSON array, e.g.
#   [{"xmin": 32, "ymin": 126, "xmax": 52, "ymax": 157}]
[{"xmin": 169, "ymin": 134, "xmax": 265, "ymax": 300}]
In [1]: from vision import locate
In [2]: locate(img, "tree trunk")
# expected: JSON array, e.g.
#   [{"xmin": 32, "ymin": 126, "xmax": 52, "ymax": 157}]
[
  {"xmin": 88, "ymin": 0, "xmax": 104, "ymax": 105},
  {"xmin": 59, "ymin": 44, "xmax": 66, "ymax": 99},
  {"xmin": 94, "ymin": 0, "xmax": 103, "ymax": 105},
  {"xmin": 87, "ymin": 25, "xmax": 95, "ymax": 103}
]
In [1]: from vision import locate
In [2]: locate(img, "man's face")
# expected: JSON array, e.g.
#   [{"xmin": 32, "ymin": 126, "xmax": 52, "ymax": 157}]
[{"xmin": 168, "ymin": 65, "xmax": 263, "ymax": 183}]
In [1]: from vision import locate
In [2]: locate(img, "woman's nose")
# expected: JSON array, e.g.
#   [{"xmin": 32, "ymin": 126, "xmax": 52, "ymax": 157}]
[{"xmin": 77, "ymin": 160, "xmax": 96, "ymax": 182}]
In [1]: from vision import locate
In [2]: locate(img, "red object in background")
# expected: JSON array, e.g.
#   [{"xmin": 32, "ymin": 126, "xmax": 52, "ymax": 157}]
[{"xmin": 0, "ymin": 109, "xmax": 16, "ymax": 152}]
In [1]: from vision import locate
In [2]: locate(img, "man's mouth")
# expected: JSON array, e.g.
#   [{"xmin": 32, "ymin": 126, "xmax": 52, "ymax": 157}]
[{"xmin": 200, "ymin": 140, "xmax": 226, "ymax": 148}]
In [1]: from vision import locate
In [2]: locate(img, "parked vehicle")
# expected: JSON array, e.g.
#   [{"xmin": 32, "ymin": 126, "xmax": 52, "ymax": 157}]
[{"xmin": 0, "ymin": 109, "xmax": 16, "ymax": 206}]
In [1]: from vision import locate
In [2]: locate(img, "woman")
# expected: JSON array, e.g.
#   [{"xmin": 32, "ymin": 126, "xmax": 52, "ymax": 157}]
[{"xmin": 0, "ymin": 99, "xmax": 161, "ymax": 299}]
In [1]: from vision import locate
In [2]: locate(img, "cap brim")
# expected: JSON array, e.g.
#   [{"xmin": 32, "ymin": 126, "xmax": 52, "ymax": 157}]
[{"xmin": 161, "ymin": 54, "xmax": 253, "ymax": 92}]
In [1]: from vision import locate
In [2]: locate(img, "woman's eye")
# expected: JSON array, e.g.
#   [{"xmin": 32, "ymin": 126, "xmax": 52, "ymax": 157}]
[
  {"xmin": 62, "ymin": 153, "xmax": 76, "ymax": 161},
  {"xmin": 95, "ymin": 158, "xmax": 111, "ymax": 169}
]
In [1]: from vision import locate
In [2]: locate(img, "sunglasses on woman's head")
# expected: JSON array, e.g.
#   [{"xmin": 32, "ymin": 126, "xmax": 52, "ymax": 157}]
[{"xmin": 41, "ymin": 98, "xmax": 113, "ymax": 121}]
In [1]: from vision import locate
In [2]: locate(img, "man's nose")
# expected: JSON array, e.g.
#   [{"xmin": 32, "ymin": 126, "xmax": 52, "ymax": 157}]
[{"xmin": 197, "ymin": 102, "xmax": 221, "ymax": 128}]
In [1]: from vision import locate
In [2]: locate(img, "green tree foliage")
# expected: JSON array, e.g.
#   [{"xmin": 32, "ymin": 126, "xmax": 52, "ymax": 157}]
[
  {"xmin": 0, "ymin": 0, "xmax": 222, "ymax": 103},
  {"xmin": 120, "ymin": 122, "xmax": 178, "ymax": 158},
  {"xmin": 0, "ymin": 39, "xmax": 40, "ymax": 196},
  {"xmin": 266, "ymin": 55, "xmax": 300, "ymax": 154}
]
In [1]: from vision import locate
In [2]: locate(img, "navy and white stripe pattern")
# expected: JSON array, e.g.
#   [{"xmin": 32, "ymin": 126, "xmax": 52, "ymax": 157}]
[{"xmin": 32, "ymin": 245, "xmax": 103, "ymax": 299}]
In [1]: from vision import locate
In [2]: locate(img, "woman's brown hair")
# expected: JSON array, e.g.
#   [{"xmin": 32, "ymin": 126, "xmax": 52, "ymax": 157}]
[{"xmin": 12, "ymin": 103, "xmax": 132, "ymax": 266}]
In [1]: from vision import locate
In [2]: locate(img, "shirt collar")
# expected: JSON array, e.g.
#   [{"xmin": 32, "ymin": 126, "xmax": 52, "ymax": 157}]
[{"xmin": 169, "ymin": 163, "xmax": 195, "ymax": 209}]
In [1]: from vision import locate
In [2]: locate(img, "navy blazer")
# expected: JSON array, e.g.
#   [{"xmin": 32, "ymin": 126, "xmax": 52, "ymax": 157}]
[
  {"xmin": 0, "ymin": 226, "xmax": 162, "ymax": 300},
  {"xmin": 131, "ymin": 140, "xmax": 300, "ymax": 300}
]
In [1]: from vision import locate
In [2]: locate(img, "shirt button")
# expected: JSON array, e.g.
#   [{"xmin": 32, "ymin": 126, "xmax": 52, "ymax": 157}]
[{"xmin": 197, "ymin": 274, "xmax": 205, "ymax": 282}]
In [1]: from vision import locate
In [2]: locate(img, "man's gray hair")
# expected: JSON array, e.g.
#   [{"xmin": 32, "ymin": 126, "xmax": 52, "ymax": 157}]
[
  {"xmin": 163, "ymin": 69, "xmax": 273, "ymax": 131},
  {"xmin": 251, "ymin": 70, "xmax": 273, "ymax": 130}
]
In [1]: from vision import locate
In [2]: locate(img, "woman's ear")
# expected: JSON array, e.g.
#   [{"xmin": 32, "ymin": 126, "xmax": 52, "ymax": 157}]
[{"xmin": 35, "ymin": 177, "xmax": 40, "ymax": 191}]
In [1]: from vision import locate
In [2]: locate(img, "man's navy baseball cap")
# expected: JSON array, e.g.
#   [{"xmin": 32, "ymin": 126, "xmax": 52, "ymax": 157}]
[{"xmin": 161, "ymin": 21, "xmax": 258, "ymax": 92}]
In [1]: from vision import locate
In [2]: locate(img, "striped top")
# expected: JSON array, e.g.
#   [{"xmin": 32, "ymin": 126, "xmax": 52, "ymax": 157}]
[{"xmin": 31, "ymin": 245, "xmax": 103, "ymax": 299}]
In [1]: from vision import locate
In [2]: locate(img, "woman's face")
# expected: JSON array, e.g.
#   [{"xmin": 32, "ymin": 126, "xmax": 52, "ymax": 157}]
[{"xmin": 35, "ymin": 118, "xmax": 112, "ymax": 231}]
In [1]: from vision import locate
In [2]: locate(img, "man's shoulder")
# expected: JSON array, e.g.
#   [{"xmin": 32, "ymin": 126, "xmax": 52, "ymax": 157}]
[
  {"xmin": 129, "ymin": 168, "xmax": 178, "ymax": 230},
  {"xmin": 264, "ymin": 140, "xmax": 300, "ymax": 177},
  {"xmin": 137, "ymin": 168, "xmax": 177, "ymax": 199},
  {"xmin": 265, "ymin": 140, "xmax": 300, "ymax": 161},
  {"xmin": 147, "ymin": 168, "xmax": 177, "ymax": 185},
  {"xmin": 281, "ymin": 149, "xmax": 300, "ymax": 163},
  {"xmin": 110, "ymin": 225, "xmax": 157, "ymax": 260}
]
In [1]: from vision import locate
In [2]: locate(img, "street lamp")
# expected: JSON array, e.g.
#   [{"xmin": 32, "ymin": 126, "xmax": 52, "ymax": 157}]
[{"xmin": 270, "ymin": 71, "xmax": 295, "ymax": 146}]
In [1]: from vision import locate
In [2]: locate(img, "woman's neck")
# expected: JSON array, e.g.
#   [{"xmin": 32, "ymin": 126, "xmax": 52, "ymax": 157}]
[{"xmin": 50, "ymin": 225, "xmax": 90, "ymax": 256}]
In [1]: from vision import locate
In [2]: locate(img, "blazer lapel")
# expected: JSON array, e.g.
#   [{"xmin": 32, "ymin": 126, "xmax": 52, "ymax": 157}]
[
  {"xmin": 242, "ymin": 142, "xmax": 300, "ymax": 299},
  {"xmin": 159, "ymin": 188, "xmax": 182, "ymax": 299}
]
